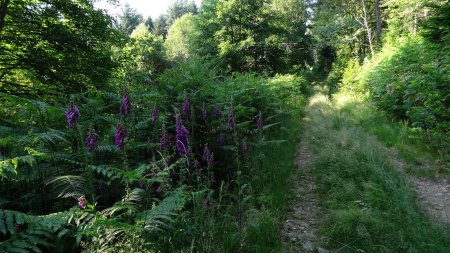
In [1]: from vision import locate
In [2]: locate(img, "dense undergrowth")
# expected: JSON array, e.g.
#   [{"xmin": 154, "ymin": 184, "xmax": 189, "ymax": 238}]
[
  {"xmin": 0, "ymin": 61, "xmax": 306, "ymax": 252},
  {"xmin": 339, "ymin": 37, "xmax": 449, "ymax": 152},
  {"xmin": 304, "ymin": 93, "xmax": 450, "ymax": 252},
  {"xmin": 324, "ymin": 1, "xmax": 449, "ymax": 156}
]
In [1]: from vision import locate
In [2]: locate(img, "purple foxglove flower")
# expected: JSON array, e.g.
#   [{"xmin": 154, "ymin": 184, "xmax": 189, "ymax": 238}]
[
  {"xmin": 156, "ymin": 184, "xmax": 162, "ymax": 193},
  {"xmin": 120, "ymin": 93, "xmax": 131, "ymax": 115},
  {"xmin": 97, "ymin": 180, "xmax": 105, "ymax": 193},
  {"xmin": 86, "ymin": 129, "xmax": 99, "ymax": 152},
  {"xmin": 167, "ymin": 134, "xmax": 174, "ymax": 148},
  {"xmin": 257, "ymin": 112, "xmax": 264, "ymax": 130},
  {"xmin": 151, "ymin": 106, "xmax": 159, "ymax": 122},
  {"xmin": 182, "ymin": 98, "xmax": 190, "ymax": 120},
  {"xmin": 213, "ymin": 107, "xmax": 222, "ymax": 118},
  {"xmin": 78, "ymin": 196, "xmax": 87, "ymax": 209},
  {"xmin": 242, "ymin": 142, "xmax": 249, "ymax": 154},
  {"xmin": 65, "ymin": 104, "xmax": 80, "ymax": 127},
  {"xmin": 114, "ymin": 124, "xmax": 128, "ymax": 149},
  {"xmin": 219, "ymin": 133, "xmax": 225, "ymax": 144},
  {"xmin": 73, "ymin": 105, "xmax": 80, "ymax": 119},
  {"xmin": 138, "ymin": 181, "xmax": 145, "ymax": 189},
  {"xmin": 175, "ymin": 115, "xmax": 190, "ymax": 156},
  {"xmin": 227, "ymin": 110, "xmax": 236, "ymax": 130},
  {"xmin": 201, "ymin": 104, "xmax": 208, "ymax": 121},
  {"xmin": 203, "ymin": 144, "xmax": 214, "ymax": 168}
]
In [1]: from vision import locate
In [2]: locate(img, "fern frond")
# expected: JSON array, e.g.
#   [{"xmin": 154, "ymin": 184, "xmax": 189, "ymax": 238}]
[
  {"xmin": 136, "ymin": 187, "xmax": 187, "ymax": 231},
  {"xmin": 102, "ymin": 188, "xmax": 145, "ymax": 218},
  {"xmin": 46, "ymin": 175, "xmax": 87, "ymax": 199},
  {"xmin": 33, "ymin": 129, "xmax": 68, "ymax": 144}
]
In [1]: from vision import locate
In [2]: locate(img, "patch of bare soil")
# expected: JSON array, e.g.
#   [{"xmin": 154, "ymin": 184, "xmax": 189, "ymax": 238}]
[
  {"xmin": 389, "ymin": 149, "xmax": 450, "ymax": 225},
  {"xmin": 282, "ymin": 141, "xmax": 329, "ymax": 253}
]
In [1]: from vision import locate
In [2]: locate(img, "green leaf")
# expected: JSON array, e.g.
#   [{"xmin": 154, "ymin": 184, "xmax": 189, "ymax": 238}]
[
  {"xmin": 6, "ymin": 211, "xmax": 15, "ymax": 235},
  {"xmin": 0, "ymin": 210, "xmax": 6, "ymax": 235}
]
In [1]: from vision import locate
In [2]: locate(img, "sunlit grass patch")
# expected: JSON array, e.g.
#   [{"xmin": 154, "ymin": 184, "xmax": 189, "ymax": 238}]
[{"xmin": 303, "ymin": 93, "xmax": 450, "ymax": 252}]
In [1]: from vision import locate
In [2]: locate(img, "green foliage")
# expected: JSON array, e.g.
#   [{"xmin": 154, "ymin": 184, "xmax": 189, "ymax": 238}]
[
  {"xmin": 195, "ymin": 0, "xmax": 311, "ymax": 74},
  {"xmin": 339, "ymin": 37, "xmax": 449, "ymax": 150},
  {"xmin": 167, "ymin": 0, "xmax": 198, "ymax": 27},
  {"xmin": 1, "ymin": 48, "xmax": 308, "ymax": 252},
  {"xmin": 113, "ymin": 24, "xmax": 168, "ymax": 90},
  {"xmin": 422, "ymin": 1, "xmax": 450, "ymax": 49},
  {"xmin": 153, "ymin": 14, "xmax": 169, "ymax": 38},
  {"xmin": 321, "ymin": 0, "xmax": 449, "ymax": 152},
  {"xmin": 117, "ymin": 3, "xmax": 143, "ymax": 36},
  {"xmin": 0, "ymin": 0, "xmax": 117, "ymax": 95},
  {"xmin": 165, "ymin": 14, "xmax": 200, "ymax": 62}
]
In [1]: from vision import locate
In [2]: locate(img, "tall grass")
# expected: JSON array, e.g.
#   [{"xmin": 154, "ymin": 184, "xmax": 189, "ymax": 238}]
[
  {"xmin": 334, "ymin": 93, "xmax": 449, "ymax": 178},
  {"xmin": 303, "ymin": 94, "xmax": 450, "ymax": 252}
]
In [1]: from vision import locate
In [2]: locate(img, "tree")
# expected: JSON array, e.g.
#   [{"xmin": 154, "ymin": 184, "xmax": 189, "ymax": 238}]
[
  {"xmin": 374, "ymin": 0, "xmax": 382, "ymax": 46},
  {"xmin": 117, "ymin": 3, "xmax": 143, "ymax": 36},
  {"xmin": 0, "ymin": 0, "xmax": 9, "ymax": 32},
  {"xmin": 358, "ymin": 0, "xmax": 375, "ymax": 58},
  {"xmin": 194, "ymin": 0, "xmax": 221, "ymax": 60},
  {"xmin": 422, "ymin": 1, "xmax": 450, "ymax": 48},
  {"xmin": 114, "ymin": 24, "xmax": 167, "ymax": 89},
  {"xmin": 165, "ymin": 13, "xmax": 200, "ymax": 61},
  {"xmin": 0, "ymin": 0, "xmax": 118, "ymax": 97},
  {"xmin": 145, "ymin": 16, "xmax": 154, "ymax": 32},
  {"xmin": 186, "ymin": 0, "xmax": 199, "ymax": 14},
  {"xmin": 153, "ymin": 14, "xmax": 168, "ymax": 38},
  {"xmin": 214, "ymin": 0, "xmax": 285, "ymax": 72},
  {"xmin": 270, "ymin": 0, "xmax": 312, "ymax": 70},
  {"xmin": 167, "ymin": 0, "xmax": 198, "ymax": 27}
]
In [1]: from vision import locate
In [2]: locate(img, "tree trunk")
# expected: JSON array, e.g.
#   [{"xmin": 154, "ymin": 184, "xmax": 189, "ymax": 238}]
[
  {"xmin": 374, "ymin": 0, "xmax": 382, "ymax": 46},
  {"xmin": 0, "ymin": 0, "xmax": 9, "ymax": 33},
  {"xmin": 360, "ymin": 0, "xmax": 375, "ymax": 58}
]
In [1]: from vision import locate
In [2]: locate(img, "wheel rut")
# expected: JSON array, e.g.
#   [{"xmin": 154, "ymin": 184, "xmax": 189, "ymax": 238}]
[{"xmin": 282, "ymin": 140, "xmax": 328, "ymax": 253}]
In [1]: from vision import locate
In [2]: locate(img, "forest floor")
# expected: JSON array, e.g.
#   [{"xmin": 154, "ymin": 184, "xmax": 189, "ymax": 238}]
[{"xmin": 282, "ymin": 92, "xmax": 450, "ymax": 252}]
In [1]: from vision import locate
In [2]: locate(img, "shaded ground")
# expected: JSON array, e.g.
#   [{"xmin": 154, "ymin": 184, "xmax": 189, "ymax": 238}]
[{"xmin": 282, "ymin": 140, "xmax": 328, "ymax": 252}]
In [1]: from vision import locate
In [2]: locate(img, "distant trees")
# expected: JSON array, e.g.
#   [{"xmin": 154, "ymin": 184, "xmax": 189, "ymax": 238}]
[
  {"xmin": 167, "ymin": 0, "xmax": 198, "ymax": 27},
  {"xmin": 144, "ymin": 17, "xmax": 154, "ymax": 32},
  {"xmin": 195, "ymin": 0, "xmax": 312, "ymax": 73},
  {"xmin": 115, "ymin": 24, "xmax": 167, "ymax": 89},
  {"xmin": 152, "ymin": 0, "xmax": 198, "ymax": 38},
  {"xmin": 165, "ymin": 14, "xmax": 200, "ymax": 61},
  {"xmin": 117, "ymin": 3, "xmax": 143, "ymax": 36},
  {"xmin": 153, "ymin": 15, "xmax": 169, "ymax": 38}
]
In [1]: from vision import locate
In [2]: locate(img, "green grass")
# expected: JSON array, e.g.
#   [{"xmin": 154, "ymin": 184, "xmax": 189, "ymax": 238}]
[
  {"xmin": 333, "ymin": 93, "xmax": 450, "ymax": 179},
  {"xmin": 303, "ymin": 94, "xmax": 450, "ymax": 252},
  {"xmin": 243, "ymin": 99, "xmax": 304, "ymax": 252}
]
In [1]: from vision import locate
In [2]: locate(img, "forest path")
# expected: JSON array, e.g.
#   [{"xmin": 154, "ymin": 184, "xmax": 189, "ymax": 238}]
[
  {"xmin": 282, "ymin": 98, "xmax": 329, "ymax": 253},
  {"xmin": 388, "ymin": 149, "xmax": 450, "ymax": 224},
  {"xmin": 282, "ymin": 92, "xmax": 449, "ymax": 252}
]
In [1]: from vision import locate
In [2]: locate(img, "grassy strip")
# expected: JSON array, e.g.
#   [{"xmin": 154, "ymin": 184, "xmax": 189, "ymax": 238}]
[
  {"xmin": 304, "ymin": 94, "xmax": 450, "ymax": 252},
  {"xmin": 334, "ymin": 92, "xmax": 449, "ymax": 178},
  {"xmin": 244, "ymin": 100, "xmax": 304, "ymax": 252}
]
